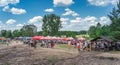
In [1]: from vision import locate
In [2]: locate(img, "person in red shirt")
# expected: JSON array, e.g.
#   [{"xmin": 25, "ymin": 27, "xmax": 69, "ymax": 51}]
[{"xmin": 51, "ymin": 41, "xmax": 55, "ymax": 48}]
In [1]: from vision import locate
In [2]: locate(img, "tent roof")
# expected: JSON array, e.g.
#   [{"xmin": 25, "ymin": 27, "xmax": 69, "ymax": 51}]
[{"xmin": 91, "ymin": 36, "xmax": 113, "ymax": 42}]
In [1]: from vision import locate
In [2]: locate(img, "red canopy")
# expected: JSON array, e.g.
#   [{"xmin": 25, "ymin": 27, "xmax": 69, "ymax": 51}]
[{"xmin": 32, "ymin": 36, "xmax": 44, "ymax": 40}]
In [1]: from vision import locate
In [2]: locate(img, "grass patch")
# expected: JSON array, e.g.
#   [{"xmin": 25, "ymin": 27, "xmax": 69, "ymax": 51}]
[{"xmin": 55, "ymin": 44, "xmax": 77, "ymax": 51}]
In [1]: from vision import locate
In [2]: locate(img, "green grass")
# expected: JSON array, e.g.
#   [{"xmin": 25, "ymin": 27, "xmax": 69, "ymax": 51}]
[
  {"xmin": 55, "ymin": 44, "xmax": 77, "ymax": 51},
  {"xmin": 55, "ymin": 44, "xmax": 67, "ymax": 49},
  {"xmin": 76, "ymin": 34, "xmax": 92, "ymax": 40}
]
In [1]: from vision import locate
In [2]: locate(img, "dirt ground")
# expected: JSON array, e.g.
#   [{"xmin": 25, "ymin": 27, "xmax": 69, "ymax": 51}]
[{"xmin": 0, "ymin": 41, "xmax": 120, "ymax": 65}]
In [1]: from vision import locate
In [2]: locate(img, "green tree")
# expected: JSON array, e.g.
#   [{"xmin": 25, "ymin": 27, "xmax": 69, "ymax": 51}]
[
  {"xmin": 101, "ymin": 25, "xmax": 110, "ymax": 36},
  {"xmin": 36, "ymin": 31, "xmax": 43, "ymax": 36},
  {"xmin": 88, "ymin": 23, "xmax": 109, "ymax": 38},
  {"xmin": 42, "ymin": 14, "xmax": 62, "ymax": 36},
  {"xmin": 79, "ymin": 30, "xmax": 87, "ymax": 34},
  {"xmin": 108, "ymin": 1, "xmax": 120, "ymax": 41},
  {"xmin": 12, "ymin": 30, "xmax": 22, "ymax": 37},
  {"xmin": 21, "ymin": 24, "xmax": 37, "ymax": 37},
  {"xmin": 1, "ymin": 30, "xmax": 7, "ymax": 37},
  {"xmin": 66, "ymin": 31, "xmax": 76, "ymax": 38},
  {"xmin": 96, "ymin": 23, "xmax": 102, "ymax": 37},
  {"xmin": 6, "ymin": 30, "xmax": 12, "ymax": 38},
  {"xmin": 88, "ymin": 26, "xmax": 97, "ymax": 38}
]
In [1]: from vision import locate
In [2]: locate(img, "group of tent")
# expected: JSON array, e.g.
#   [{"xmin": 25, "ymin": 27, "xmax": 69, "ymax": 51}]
[
  {"xmin": 0, "ymin": 37, "xmax": 6, "ymax": 43},
  {"xmin": 0, "ymin": 37, "xmax": 6, "ymax": 40},
  {"xmin": 32, "ymin": 36, "xmax": 86, "ymax": 41}
]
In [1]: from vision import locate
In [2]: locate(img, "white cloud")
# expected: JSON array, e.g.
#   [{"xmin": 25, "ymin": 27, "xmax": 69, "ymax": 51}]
[
  {"xmin": 99, "ymin": 16, "xmax": 111, "ymax": 25},
  {"xmin": 88, "ymin": 0, "xmax": 118, "ymax": 6},
  {"xmin": 6, "ymin": 19, "xmax": 16, "ymax": 25},
  {"xmin": 60, "ymin": 18, "xmax": 69, "ymax": 22},
  {"xmin": 60, "ymin": 18, "xmax": 69, "ymax": 25},
  {"xmin": 16, "ymin": 24, "xmax": 24, "ymax": 27},
  {"xmin": 70, "ymin": 17, "xmax": 81, "ymax": 23},
  {"xmin": 2, "ymin": 6, "xmax": 26, "ymax": 15},
  {"xmin": 28, "ymin": 16, "xmax": 43, "ymax": 23},
  {"xmin": 11, "ymin": 7, "xmax": 26, "ymax": 15},
  {"xmin": 61, "ymin": 16, "xmax": 111, "ymax": 31},
  {"xmin": 84, "ymin": 16, "xmax": 97, "ymax": 22},
  {"xmin": 0, "ymin": 0, "xmax": 19, "ymax": 7},
  {"xmin": 2, "ymin": 6, "xmax": 10, "ymax": 12},
  {"xmin": 62, "ymin": 8, "xmax": 79, "ymax": 17},
  {"xmin": 53, "ymin": 0, "xmax": 74, "ymax": 6},
  {"xmin": 0, "ymin": 23, "xmax": 25, "ymax": 31},
  {"xmin": 34, "ymin": 22, "xmax": 43, "ymax": 31},
  {"xmin": 44, "ymin": 8, "xmax": 54, "ymax": 13}
]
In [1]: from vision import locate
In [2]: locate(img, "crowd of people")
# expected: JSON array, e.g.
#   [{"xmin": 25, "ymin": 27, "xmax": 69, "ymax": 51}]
[
  {"xmin": 3, "ymin": 37, "xmax": 120, "ymax": 52},
  {"xmin": 91, "ymin": 41, "xmax": 120, "ymax": 51},
  {"xmin": 41, "ymin": 40, "xmax": 55, "ymax": 48},
  {"xmin": 23, "ymin": 40, "xmax": 38, "ymax": 48},
  {"xmin": 66, "ymin": 40, "xmax": 91, "ymax": 52},
  {"xmin": 23, "ymin": 39, "xmax": 55, "ymax": 49}
]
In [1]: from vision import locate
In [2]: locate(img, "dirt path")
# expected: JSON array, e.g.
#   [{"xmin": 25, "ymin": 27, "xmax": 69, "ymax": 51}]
[{"xmin": 0, "ymin": 42, "xmax": 120, "ymax": 65}]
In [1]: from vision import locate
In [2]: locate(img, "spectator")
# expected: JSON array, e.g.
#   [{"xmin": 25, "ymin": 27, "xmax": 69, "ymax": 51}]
[
  {"xmin": 51, "ymin": 41, "xmax": 55, "ymax": 48},
  {"xmin": 34, "ymin": 40, "xmax": 37, "ymax": 48},
  {"xmin": 77, "ymin": 41, "xmax": 80, "ymax": 53}
]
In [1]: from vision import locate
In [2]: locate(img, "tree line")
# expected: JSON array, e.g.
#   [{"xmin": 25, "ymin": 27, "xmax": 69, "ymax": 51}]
[{"xmin": 0, "ymin": 28, "xmax": 87, "ymax": 38}]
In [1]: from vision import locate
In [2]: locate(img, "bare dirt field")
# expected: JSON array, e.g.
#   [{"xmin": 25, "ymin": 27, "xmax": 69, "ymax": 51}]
[{"xmin": 0, "ymin": 41, "xmax": 120, "ymax": 65}]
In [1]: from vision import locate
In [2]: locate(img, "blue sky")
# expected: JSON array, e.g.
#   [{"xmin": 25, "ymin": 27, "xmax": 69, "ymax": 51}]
[{"xmin": 0, "ymin": 0, "xmax": 118, "ymax": 31}]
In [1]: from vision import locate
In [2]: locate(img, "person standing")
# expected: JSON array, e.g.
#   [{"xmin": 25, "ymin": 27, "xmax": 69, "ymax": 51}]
[
  {"xmin": 87, "ymin": 43, "xmax": 91, "ymax": 52},
  {"xmin": 6, "ymin": 40, "xmax": 9, "ymax": 46},
  {"xmin": 67, "ymin": 41, "xmax": 71, "ymax": 49},
  {"xmin": 34, "ymin": 40, "xmax": 37, "ymax": 48},
  {"xmin": 51, "ymin": 41, "xmax": 55, "ymax": 48},
  {"xmin": 77, "ymin": 41, "xmax": 80, "ymax": 53}
]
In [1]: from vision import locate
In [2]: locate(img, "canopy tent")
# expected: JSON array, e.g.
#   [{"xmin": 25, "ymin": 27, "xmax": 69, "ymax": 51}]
[
  {"xmin": 77, "ymin": 37, "xmax": 86, "ymax": 41},
  {"xmin": 43, "ymin": 36, "xmax": 52, "ymax": 40},
  {"xmin": 32, "ymin": 36, "xmax": 75, "ymax": 41},
  {"xmin": 90, "ymin": 36, "xmax": 113, "ymax": 43},
  {"xmin": 0, "ymin": 37, "xmax": 6, "ymax": 43},
  {"xmin": 62, "ymin": 37, "xmax": 74, "ymax": 41},
  {"xmin": 32, "ymin": 36, "xmax": 44, "ymax": 40},
  {"xmin": 18, "ymin": 36, "xmax": 23, "ymax": 40},
  {"xmin": 66, "ymin": 37, "xmax": 74, "ymax": 41},
  {"xmin": 0, "ymin": 37, "xmax": 6, "ymax": 40},
  {"xmin": 18, "ymin": 36, "xmax": 22, "ymax": 39}
]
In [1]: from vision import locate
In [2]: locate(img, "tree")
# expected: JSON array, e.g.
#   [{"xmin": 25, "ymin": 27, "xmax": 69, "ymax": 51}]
[
  {"xmin": 108, "ymin": 1, "xmax": 120, "ymax": 41},
  {"xmin": 79, "ymin": 30, "xmax": 87, "ymax": 34},
  {"xmin": 1, "ymin": 30, "xmax": 7, "ymax": 37},
  {"xmin": 36, "ymin": 31, "xmax": 43, "ymax": 36},
  {"xmin": 6, "ymin": 30, "xmax": 12, "ymax": 38},
  {"xmin": 12, "ymin": 30, "xmax": 22, "ymax": 38},
  {"xmin": 88, "ymin": 22, "xmax": 110, "ymax": 39},
  {"xmin": 95, "ymin": 23, "xmax": 102, "ymax": 37},
  {"xmin": 66, "ymin": 31, "xmax": 76, "ymax": 38},
  {"xmin": 88, "ymin": 26, "xmax": 97, "ymax": 38},
  {"xmin": 21, "ymin": 24, "xmax": 37, "ymax": 37},
  {"xmin": 42, "ymin": 14, "xmax": 62, "ymax": 36},
  {"xmin": 101, "ymin": 25, "xmax": 110, "ymax": 36}
]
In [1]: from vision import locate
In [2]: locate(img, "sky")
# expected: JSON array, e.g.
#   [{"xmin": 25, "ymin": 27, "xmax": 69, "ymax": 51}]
[{"xmin": 0, "ymin": 0, "xmax": 118, "ymax": 31}]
